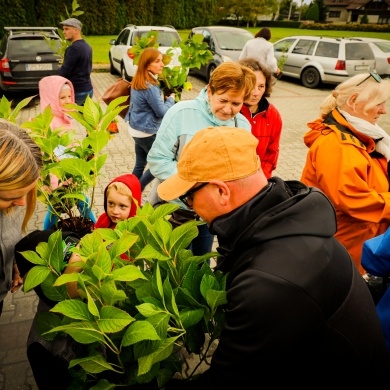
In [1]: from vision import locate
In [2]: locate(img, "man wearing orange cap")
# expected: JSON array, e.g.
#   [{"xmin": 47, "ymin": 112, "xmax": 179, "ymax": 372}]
[{"xmin": 159, "ymin": 126, "xmax": 390, "ymax": 388}]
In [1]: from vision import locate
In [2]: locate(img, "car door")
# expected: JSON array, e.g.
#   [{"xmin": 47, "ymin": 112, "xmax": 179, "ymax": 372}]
[
  {"xmin": 274, "ymin": 38, "xmax": 299, "ymax": 78},
  {"xmin": 110, "ymin": 29, "xmax": 130, "ymax": 72},
  {"xmin": 285, "ymin": 38, "xmax": 317, "ymax": 77}
]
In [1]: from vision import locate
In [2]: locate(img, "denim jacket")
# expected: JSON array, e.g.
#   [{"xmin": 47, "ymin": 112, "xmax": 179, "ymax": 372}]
[{"xmin": 125, "ymin": 82, "xmax": 174, "ymax": 134}]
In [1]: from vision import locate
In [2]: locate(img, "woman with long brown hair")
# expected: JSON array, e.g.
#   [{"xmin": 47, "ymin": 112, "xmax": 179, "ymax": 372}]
[{"xmin": 125, "ymin": 47, "xmax": 175, "ymax": 191}]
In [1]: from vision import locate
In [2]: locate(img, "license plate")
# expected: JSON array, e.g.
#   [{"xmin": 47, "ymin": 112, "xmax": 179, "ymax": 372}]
[
  {"xmin": 26, "ymin": 63, "xmax": 53, "ymax": 71},
  {"xmin": 355, "ymin": 65, "xmax": 369, "ymax": 71}
]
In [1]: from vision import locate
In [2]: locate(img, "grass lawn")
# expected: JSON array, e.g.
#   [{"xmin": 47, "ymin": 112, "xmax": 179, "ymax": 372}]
[{"xmin": 85, "ymin": 28, "xmax": 389, "ymax": 64}]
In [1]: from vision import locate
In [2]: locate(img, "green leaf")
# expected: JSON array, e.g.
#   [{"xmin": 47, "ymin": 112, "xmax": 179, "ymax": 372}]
[
  {"xmin": 47, "ymin": 230, "xmax": 64, "ymax": 273},
  {"xmin": 23, "ymin": 266, "xmax": 51, "ymax": 292},
  {"xmin": 86, "ymin": 289, "xmax": 100, "ymax": 317},
  {"xmin": 111, "ymin": 265, "xmax": 147, "ymax": 282},
  {"xmin": 179, "ymin": 308, "xmax": 204, "ymax": 329},
  {"xmin": 46, "ymin": 322, "xmax": 104, "ymax": 344},
  {"xmin": 122, "ymin": 320, "xmax": 161, "ymax": 347},
  {"xmin": 97, "ymin": 306, "xmax": 134, "ymax": 333},
  {"xmin": 108, "ymin": 231, "xmax": 138, "ymax": 259},
  {"xmin": 136, "ymin": 303, "xmax": 166, "ymax": 318},
  {"xmin": 205, "ymin": 289, "xmax": 228, "ymax": 310},
  {"xmin": 69, "ymin": 353, "xmax": 118, "ymax": 374},
  {"xmin": 138, "ymin": 337, "xmax": 178, "ymax": 376},
  {"xmin": 51, "ymin": 300, "xmax": 95, "ymax": 321},
  {"xmin": 137, "ymin": 244, "xmax": 171, "ymax": 261},
  {"xmin": 90, "ymin": 379, "xmax": 117, "ymax": 390},
  {"xmin": 17, "ymin": 250, "xmax": 45, "ymax": 266}
]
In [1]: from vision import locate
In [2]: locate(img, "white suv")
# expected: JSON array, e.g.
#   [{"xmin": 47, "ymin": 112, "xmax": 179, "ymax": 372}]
[
  {"xmin": 274, "ymin": 36, "xmax": 376, "ymax": 88},
  {"xmin": 108, "ymin": 25, "xmax": 181, "ymax": 80}
]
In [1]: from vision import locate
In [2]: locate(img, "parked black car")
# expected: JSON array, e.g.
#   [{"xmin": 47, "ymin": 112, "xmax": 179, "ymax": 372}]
[{"xmin": 0, "ymin": 27, "xmax": 62, "ymax": 95}]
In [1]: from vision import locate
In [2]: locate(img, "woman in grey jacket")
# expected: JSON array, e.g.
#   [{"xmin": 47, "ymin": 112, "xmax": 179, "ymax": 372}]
[
  {"xmin": 0, "ymin": 120, "xmax": 42, "ymax": 316},
  {"xmin": 125, "ymin": 48, "xmax": 175, "ymax": 191}
]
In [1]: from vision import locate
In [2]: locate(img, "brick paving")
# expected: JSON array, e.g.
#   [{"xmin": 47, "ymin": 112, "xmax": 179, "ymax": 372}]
[{"xmin": 1, "ymin": 70, "xmax": 389, "ymax": 389}]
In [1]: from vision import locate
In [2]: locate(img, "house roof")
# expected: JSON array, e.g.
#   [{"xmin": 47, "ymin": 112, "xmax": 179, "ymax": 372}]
[{"xmin": 325, "ymin": 0, "xmax": 390, "ymax": 8}]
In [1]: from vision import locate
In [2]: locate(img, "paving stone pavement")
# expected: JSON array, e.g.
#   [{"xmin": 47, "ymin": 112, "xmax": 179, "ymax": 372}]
[{"xmin": 1, "ymin": 70, "xmax": 389, "ymax": 390}]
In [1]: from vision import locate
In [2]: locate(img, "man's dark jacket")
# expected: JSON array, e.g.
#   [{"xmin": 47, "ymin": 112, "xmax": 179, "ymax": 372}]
[{"xmin": 169, "ymin": 177, "xmax": 390, "ymax": 389}]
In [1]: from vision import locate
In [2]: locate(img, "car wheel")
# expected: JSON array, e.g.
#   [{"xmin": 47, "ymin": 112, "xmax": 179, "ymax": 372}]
[
  {"xmin": 207, "ymin": 64, "xmax": 216, "ymax": 83},
  {"xmin": 109, "ymin": 54, "xmax": 116, "ymax": 75},
  {"xmin": 301, "ymin": 67, "xmax": 321, "ymax": 89}
]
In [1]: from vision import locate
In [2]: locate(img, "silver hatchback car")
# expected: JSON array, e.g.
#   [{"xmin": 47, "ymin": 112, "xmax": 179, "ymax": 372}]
[{"xmin": 274, "ymin": 36, "xmax": 376, "ymax": 88}]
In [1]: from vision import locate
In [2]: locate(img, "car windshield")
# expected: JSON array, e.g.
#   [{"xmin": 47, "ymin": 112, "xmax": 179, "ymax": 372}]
[
  {"xmin": 214, "ymin": 30, "xmax": 253, "ymax": 50},
  {"xmin": 8, "ymin": 37, "xmax": 60, "ymax": 57},
  {"xmin": 136, "ymin": 31, "xmax": 180, "ymax": 47}
]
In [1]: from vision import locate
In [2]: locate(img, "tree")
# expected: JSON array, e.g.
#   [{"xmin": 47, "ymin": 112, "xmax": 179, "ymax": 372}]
[
  {"xmin": 242, "ymin": 0, "xmax": 279, "ymax": 27},
  {"xmin": 278, "ymin": 0, "xmax": 295, "ymax": 20},
  {"xmin": 306, "ymin": 2, "xmax": 320, "ymax": 21},
  {"xmin": 313, "ymin": 0, "xmax": 328, "ymax": 22}
]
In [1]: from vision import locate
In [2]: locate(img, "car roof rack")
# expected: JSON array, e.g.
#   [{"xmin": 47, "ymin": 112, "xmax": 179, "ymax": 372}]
[{"xmin": 5, "ymin": 27, "xmax": 58, "ymax": 35}]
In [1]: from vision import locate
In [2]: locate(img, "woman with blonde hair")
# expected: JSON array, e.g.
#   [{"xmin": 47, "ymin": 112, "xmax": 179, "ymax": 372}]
[
  {"xmin": 125, "ymin": 47, "xmax": 175, "ymax": 191},
  {"xmin": 301, "ymin": 72, "xmax": 390, "ymax": 274},
  {"xmin": 0, "ymin": 120, "xmax": 43, "ymax": 315}
]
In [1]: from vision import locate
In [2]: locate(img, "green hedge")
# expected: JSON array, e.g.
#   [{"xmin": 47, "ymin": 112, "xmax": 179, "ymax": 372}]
[
  {"xmin": 0, "ymin": 1, "xmax": 389, "ymax": 38},
  {"xmin": 300, "ymin": 22, "xmax": 390, "ymax": 32}
]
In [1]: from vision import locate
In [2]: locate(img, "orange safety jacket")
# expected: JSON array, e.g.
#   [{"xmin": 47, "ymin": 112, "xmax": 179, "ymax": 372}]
[{"xmin": 301, "ymin": 108, "xmax": 390, "ymax": 274}]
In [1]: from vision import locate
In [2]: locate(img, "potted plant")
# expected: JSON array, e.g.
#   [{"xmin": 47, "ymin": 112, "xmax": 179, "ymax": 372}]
[
  {"xmin": 129, "ymin": 32, "xmax": 213, "ymax": 101},
  {"xmin": 20, "ymin": 202, "xmax": 226, "ymax": 388},
  {"xmin": 21, "ymin": 95, "xmax": 127, "ymax": 234}
]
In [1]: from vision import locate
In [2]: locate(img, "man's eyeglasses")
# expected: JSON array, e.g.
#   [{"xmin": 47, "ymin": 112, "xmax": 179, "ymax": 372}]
[
  {"xmin": 356, "ymin": 72, "xmax": 382, "ymax": 86},
  {"xmin": 179, "ymin": 182, "xmax": 209, "ymax": 208}
]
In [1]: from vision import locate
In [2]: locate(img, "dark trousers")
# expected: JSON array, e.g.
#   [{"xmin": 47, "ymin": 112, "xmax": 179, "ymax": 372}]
[{"xmin": 132, "ymin": 135, "xmax": 156, "ymax": 190}]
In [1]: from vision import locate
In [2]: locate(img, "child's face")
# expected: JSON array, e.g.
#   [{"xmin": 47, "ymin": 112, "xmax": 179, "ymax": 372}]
[
  {"xmin": 106, "ymin": 188, "xmax": 132, "ymax": 223},
  {"xmin": 59, "ymin": 87, "xmax": 72, "ymax": 107}
]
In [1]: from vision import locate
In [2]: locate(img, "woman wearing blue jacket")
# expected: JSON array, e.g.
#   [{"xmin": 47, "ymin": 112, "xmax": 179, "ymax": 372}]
[
  {"xmin": 147, "ymin": 62, "xmax": 256, "ymax": 256},
  {"xmin": 125, "ymin": 48, "xmax": 175, "ymax": 191}
]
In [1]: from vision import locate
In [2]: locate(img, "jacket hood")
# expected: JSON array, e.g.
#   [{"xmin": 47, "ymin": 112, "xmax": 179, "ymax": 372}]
[
  {"xmin": 303, "ymin": 109, "xmax": 376, "ymax": 150},
  {"xmin": 95, "ymin": 174, "xmax": 142, "ymax": 229},
  {"xmin": 39, "ymin": 75, "xmax": 75, "ymax": 129},
  {"xmin": 211, "ymin": 177, "xmax": 337, "ymax": 257}
]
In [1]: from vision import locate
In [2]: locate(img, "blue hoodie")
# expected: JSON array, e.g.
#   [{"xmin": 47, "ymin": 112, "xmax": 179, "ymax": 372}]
[{"xmin": 148, "ymin": 87, "xmax": 251, "ymax": 182}]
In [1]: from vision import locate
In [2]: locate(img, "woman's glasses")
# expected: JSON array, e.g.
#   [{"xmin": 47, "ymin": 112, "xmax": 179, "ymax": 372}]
[
  {"xmin": 356, "ymin": 72, "xmax": 382, "ymax": 86},
  {"xmin": 179, "ymin": 182, "xmax": 209, "ymax": 208}
]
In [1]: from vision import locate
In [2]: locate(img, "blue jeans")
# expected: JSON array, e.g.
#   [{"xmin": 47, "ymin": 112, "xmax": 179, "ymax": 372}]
[
  {"xmin": 132, "ymin": 135, "xmax": 156, "ymax": 190},
  {"xmin": 75, "ymin": 89, "xmax": 93, "ymax": 106},
  {"xmin": 43, "ymin": 198, "xmax": 97, "ymax": 230},
  {"xmin": 189, "ymin": 223, "xmax": 215, "ymax": 256}
]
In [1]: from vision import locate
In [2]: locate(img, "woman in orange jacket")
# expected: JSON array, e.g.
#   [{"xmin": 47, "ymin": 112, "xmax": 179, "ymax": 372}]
[{"xmin": 301, "ymin": 72, "xmax": 390, "ymax": 274}]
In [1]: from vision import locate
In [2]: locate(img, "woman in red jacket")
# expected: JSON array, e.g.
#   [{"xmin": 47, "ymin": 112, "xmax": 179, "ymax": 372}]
[{"xmin": 239, "ymin": 58, "xmax": 283, "ymax": 179}]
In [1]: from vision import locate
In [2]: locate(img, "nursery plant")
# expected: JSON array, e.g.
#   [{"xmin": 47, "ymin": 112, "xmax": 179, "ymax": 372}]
[
  {"xmin": 20, "ymin": 202, "xmax": 226, "ymax": 389},
  {"xmin": 21, "ymin": 95, "xmax": 128, "ymax": 233},
  {"xmin": 129, "ymin": 32, "xmax": 213, "ymax": 101}
]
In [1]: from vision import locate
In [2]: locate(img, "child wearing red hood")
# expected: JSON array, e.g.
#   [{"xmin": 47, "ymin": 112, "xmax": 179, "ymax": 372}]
[
  {"xmin": 94, "ymin": 174, "xmax": 142, "ymax": 228},
  {"xmin": 64, "ymin": 174, "xmax": 141, "ymax": 298}
]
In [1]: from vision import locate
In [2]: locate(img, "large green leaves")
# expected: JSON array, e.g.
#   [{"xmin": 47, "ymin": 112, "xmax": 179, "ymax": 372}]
[{"xmin": 19, "ymin": 204, "xmax": 226, "ymax": 387}]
